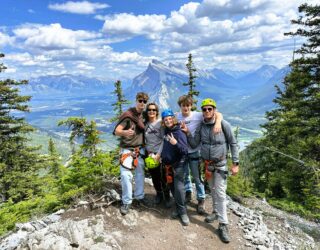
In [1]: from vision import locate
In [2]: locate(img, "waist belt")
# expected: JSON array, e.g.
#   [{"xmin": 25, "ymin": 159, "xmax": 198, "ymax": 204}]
[{"xmin": 202, "ymin": 142, "xmax": 225, "ymax": 145}]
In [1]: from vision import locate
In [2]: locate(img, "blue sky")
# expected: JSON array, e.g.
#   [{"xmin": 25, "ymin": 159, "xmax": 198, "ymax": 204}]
[{"xmin": 0, "ymin": 0, "xmax": 315, "ymax": 80}]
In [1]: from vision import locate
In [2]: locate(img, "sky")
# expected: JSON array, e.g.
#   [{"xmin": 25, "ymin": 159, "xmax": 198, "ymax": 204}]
[{"xmin": 0, "ymin": 0, "xmax": 315, "ymax": 81}]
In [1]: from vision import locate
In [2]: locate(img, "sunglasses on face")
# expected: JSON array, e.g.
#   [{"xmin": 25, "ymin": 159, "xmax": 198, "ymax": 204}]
[
  {"xmin": 147, "ymin": 109, "xmax": 157, "ymax": 112},
  {"xmin": 202, "ymin": 107, "xmax": 213, "ymax": 112},
  {"xmin": 138, "ymin": 99, "xmax": 147, "ymax": 104}
]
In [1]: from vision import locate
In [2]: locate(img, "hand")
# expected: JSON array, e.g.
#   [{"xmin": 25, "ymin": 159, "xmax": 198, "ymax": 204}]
[
  {"xmin": 167, "ymin": 133, "xmax": 177, "ymax": 145},
  {"xmin": 154, "ymin": 153, "xmax": 160, "ymax": 162},
  {"xmin": 180, "ymin": 121, "xmax": 189, "ymax": 134},
  {"xmin": 213, "ymin": 123, "xmax": 222, "ymax": 134},
  {"xmin": 213, "ymin": 112, "xmax": 222, "ymax": 134},
  {"xmin": 123, "ymin": 125, "xmax": 135, "ymax": 137},
  {"xmin": 231, "ymin": 163, "xmax": 239, "ymax": 176}
]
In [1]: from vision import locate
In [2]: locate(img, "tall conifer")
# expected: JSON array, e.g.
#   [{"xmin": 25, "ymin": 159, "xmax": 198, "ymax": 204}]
[{"xmin": 183, "ymin": 53, "xmax": 199, "ymax": 110}]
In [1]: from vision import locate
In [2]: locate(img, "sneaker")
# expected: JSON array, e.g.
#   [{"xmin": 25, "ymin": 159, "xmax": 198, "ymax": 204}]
[
  {"xmin": 197, "ymin": 199, "xmax": 206, "ymax": 215},
  {"xmin": 171, "ymin": 210, "xmax": 179, "ymax": 219},
  {"xmin": 218, "ymin": 223, "xmax": 230, "ymax": 243},
  {"xmin": 120, "ymin": 204, "xmax": 131, "ymax": 215},
  {"xmin": 185, "ymin": 191, "xmax": 192, "ymax": 204},
  {"xmin": 205, "ymin": 212, "xmax": 218, "ymax": 223},
  {"xmin": 180, "ymin": 214, "xmax": 190, "ymax": 226},
  {"xmin": 154, "ymin": 192, "xmax": 163, "ymax": 205}
]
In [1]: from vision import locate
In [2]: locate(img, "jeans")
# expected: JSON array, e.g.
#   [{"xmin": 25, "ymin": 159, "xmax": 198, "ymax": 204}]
[
  {"xmin": 184, "ymin": 151, "xmax": 206, "ymax": 200},
  {"xmin": 120, "ymin": 148, "xmax": 145, "ymax": 205},
  {"xmin": 208, "ymin": 165, "xmax": 228, "ymax": 224}
]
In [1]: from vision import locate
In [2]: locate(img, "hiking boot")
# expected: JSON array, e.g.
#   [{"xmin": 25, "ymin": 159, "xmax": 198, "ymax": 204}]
[
  {"xmin": 120, "ymin": 204, "xmax": 131, "ymax": 215},
  {"xmin": 171, "ymin": 210, "xmax": 179, "ymax": 219},
  {"xmin": 185, "ymin": 191, "xmax": 192, "ymax": 204},
  {"xmin": 180, "ymin": 214, "xmax": 190, "ymax": 226},
  {"xmin": 197, "ymin": 199, "xmax": 206, "ymax": 215},
  {"xmin": 136, "ymin": 198, "xmax": 149, "ymax": 206},
  {"xmin": 154, "ymin": 192, "xmax": 163, "ymax": 205},
  {"xmin": 218, "ymin": 223, "xmax": 230, "ymax": 243},
  {"xmin": 205, "ymin": 212, "xmax": 218, "ymax": 223}
]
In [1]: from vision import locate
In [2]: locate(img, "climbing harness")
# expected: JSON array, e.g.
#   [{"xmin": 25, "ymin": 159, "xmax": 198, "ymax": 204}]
[{"xmin": 120, "ymin": 147, "xmax": 140, "ymax": 170}]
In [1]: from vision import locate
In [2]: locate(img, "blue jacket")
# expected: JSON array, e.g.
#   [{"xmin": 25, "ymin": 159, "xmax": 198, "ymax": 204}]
[{"xmin": 161, "ymin": 125, "xmax": 188, "ymax": 165}]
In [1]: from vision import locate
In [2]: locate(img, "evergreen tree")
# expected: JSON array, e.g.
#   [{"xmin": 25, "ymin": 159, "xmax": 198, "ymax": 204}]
[
  {"xmin": 183, "ymin": 53, "xmax": 199, "ymax": 110},
  {"xmin": 0, "ymin": 53, "xmax": 44, "ymax": 202},
  {"xmin": 47, "ymin": 138, "xmax": 61, "ymax": 179},
  {"xmin": 58, "ymin": 117, "xmax": 102, "ymax": 158},
  {"xmin": 110, "ymin": 80, "xmax": 129, "ymax": 122},
  {"xmin": 243, "ymin": 4, "xmax": 320, "ymax": 217},
  {"xmin": 48, "ymin": 138, "xmax": 58, "ymax": 156}
]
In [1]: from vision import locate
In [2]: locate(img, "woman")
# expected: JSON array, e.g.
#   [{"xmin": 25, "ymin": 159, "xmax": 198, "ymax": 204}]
[
  {"xmin": 160, "ymin": 109, "xmax": 189, "ymax": 226},
  {"xmin": 144, "ymin": 103, "xmax": 171, "ymax": 206}
]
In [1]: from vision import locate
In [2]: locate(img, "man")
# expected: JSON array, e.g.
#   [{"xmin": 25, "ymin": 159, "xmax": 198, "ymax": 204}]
[
  {"xmin": 176, "ymin": 95, "xmax": 222, "ymax": 214},
  {"xmin": 114, "ymin": 92, "xmax": 149, "ymax": 215},
  {"xmin": 183, "ymin": 98, "xmax": 239, "ymax": 243}
]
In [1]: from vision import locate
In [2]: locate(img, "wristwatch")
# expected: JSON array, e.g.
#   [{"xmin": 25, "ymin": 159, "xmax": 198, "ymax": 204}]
[{"xmin": 233, "ymin": 162, "xmax": 239, "ymax": 166}]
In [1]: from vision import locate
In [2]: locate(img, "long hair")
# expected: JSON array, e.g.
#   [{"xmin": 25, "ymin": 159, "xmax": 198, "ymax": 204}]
[
  {"xmin": 161, "ymin": 116, "xmax": 179, "ymax": 128},
  {"xmin": 143, "ymin": 102, "xmax": 159, "ymax": 122}
]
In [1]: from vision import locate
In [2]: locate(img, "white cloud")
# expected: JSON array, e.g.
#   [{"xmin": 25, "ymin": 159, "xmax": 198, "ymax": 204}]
[
  {"xmin": 196, "ymin": 0, "xmax": 270, "ymax": 19},
  {"xmin": 102, "ymin": 13, "xmax": 167, "ymax": 38},
  {"xmin": 75, "ymin": 61, "xmax": 95, "ymax": 70},
  {"xmin": 13, "ymin": 23, "xmax": 99, "ymax": 50},
  {"xmin": 100, "ymin": 0, "xmax": 307, "ymax": 59},
  {"xmin": 0, "ymin": 31, "xmax": 14, "ymax": 46},
  {"xmin": 48, "ymin": 1, "xmax": 109, "ymax": 15}
]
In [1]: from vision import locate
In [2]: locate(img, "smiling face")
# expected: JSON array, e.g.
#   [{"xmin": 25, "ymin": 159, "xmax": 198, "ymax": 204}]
[
  {"xmin": 163, "ymin": 116, "xmax": 174, "ymax": 128},
  {"xmin": 147, "ymin": 104, "xmax": 158, "ymax": 121},
  {"xmin": 135, "ymin": 98, "xmax": 147, "ymax": 113},
  {"xmin": 180, "ymin": 103, "xmax": 192, "ymax": 117},
  {"xmin": 201, "ymin": 105, "xmax": 215, "ymax": 121}
]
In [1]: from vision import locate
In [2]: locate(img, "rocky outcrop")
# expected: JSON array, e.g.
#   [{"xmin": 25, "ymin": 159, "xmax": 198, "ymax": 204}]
[{"xmin": 228, "ymin": 197, "xmax": 316, "ymax": 249}]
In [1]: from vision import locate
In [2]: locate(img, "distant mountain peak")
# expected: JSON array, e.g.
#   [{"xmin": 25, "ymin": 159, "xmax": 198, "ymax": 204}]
[{"xmin": 151, "ymin": 59, "xmax": 165, "ymax": 66}]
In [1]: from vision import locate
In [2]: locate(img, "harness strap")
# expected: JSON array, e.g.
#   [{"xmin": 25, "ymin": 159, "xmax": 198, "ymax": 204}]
[
  {"xmin": 204, "ymin": 160, "xmax": 212, "ymax": 180},
  {"xmin": 165, "ymin": 165, "xmax": 173, "ymax": 184},
  {"xmin": 204, "ymin": 160, "xmax": 229, "ymax": 180},
  {"xmin": 120, "ymin": 147, "xmax": 140, "ymax": 170}
]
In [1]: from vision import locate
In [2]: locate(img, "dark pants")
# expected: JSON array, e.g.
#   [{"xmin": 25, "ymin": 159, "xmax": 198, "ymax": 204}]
[
  {"xmin": 173, "ymin": 164, "xmax": 187, "ymax": 215},
  {"xmin": 149, "ymin": 165, "xmax": 166, "ymax": 195}
]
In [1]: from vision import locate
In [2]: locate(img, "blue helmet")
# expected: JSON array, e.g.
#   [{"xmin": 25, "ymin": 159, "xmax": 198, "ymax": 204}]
[{"xmin": 161, "ymin": 109, "xmax": 174, "ymax": 119}]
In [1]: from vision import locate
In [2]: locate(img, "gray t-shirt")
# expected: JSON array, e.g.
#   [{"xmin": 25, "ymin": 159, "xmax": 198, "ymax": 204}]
[{"xmin": 144, "ymin": 120, "xmax": 164, "ymax": 154}]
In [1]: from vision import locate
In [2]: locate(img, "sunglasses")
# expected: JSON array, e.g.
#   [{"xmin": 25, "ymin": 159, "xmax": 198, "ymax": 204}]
[
  {"xmin": 147, "ymin": 109, "xmax": 157, "ymax": 112},
  {"xmin": 202, "ymin": 107, "xmax": 213, "ymax": 112},
  {"xmin": 138, "ymin": 99, "xmax": 147, "ymax": 104}
]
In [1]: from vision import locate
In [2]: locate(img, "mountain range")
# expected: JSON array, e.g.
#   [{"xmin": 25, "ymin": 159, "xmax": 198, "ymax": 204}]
[
  {"xmin": 18, "ymin": 59, "xmax": 289, "ymax": 144},
  {"xmin": 19, "ymin": 59, "xmax": 289, "ymax": 116}
]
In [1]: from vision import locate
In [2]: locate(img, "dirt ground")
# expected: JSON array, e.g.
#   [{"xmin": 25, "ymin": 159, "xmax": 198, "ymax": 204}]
[{"xmin": 61, "ymin": 183, "xmax": 249, "ymax": 250}]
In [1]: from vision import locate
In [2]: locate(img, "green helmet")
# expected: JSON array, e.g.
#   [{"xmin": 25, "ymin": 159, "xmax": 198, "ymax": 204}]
[
  {"xmin": 145, "ymin": 156, "xmax": 160, "ymax": 169},
  {"xmin": 201, "ymin": 98, "xmax": 216, "ymax": 108}
]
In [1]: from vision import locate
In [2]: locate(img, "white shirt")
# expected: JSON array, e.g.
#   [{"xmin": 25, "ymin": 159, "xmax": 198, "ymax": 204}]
[{"xmin": 176, "ymin": 111, "xmax": 203, "ymax": 153}]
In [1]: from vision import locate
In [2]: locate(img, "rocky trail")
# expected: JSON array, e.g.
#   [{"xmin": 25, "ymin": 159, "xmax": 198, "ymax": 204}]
[{"xmin": 1, "ymin": 180, "xmax": 319, "ymax": 250}]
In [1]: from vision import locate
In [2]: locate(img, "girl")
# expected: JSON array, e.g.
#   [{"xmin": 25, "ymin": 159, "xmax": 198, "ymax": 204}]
[{"xmin": 161, "ymin": 109, "xmax": 189, "ymax": 225}]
